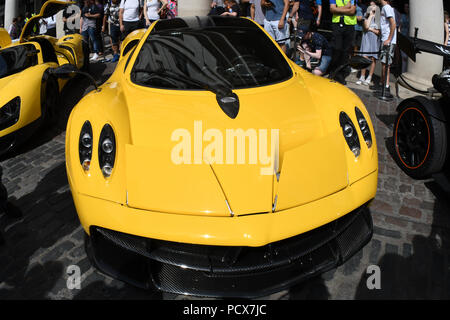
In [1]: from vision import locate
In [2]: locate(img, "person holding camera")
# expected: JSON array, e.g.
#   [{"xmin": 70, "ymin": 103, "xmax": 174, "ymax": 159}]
[
  {"xmin": 356, "ymin": 1, "xmax": 380, "ymax": 86},
  {"xmin": 296, "ymin": 23, "xmax": 332, "ymax": 76},
  {"xmin": 262, "ymin": 0, "xmax": 290, "ymax": 53}
]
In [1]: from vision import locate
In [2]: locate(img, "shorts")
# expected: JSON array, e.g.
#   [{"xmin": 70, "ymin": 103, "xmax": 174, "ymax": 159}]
[
  {"xmin": 121, "ymin": 20, "xmax": 141, "ymax": 40},
  {"xmin": 264, "ymin": 19, "xmax": 289, "ymax": 44},
  {"xmin": 379, "ymin": 44, "xmax": 396, "ymax": 65},
  {"xmin": 316, "ymin": 55, "xmax": 332, "ymax": 73},
  {"xmin": 109, "ymin": 23, "xmax": 120, "ymax": 45}
]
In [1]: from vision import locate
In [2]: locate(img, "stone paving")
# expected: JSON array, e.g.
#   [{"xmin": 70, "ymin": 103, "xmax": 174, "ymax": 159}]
[{"xmin": 0, "ymin": 62, "xmax": 449, "ymax": 300}]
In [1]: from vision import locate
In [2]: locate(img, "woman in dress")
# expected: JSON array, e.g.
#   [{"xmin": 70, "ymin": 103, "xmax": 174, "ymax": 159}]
[
  {"xmin": 144, "ymin": 0, "xmax": 168, "ymax": 27},
  {"xmin": 356, "ymin": 1, "xmax": 380, "ymax": 86}
]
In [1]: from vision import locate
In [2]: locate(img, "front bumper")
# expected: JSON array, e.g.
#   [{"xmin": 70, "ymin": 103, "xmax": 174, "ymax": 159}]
[{"xmin": 86, "ymin": 205, "xmax": 372, "ymax": 298}]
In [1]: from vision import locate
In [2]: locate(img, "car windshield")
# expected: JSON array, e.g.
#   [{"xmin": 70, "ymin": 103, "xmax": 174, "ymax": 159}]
[
  {"xmin": 0, "ymin": 45, "xmax": 38, "ymax": 79},
  {"xmin": 131, "ymin": 26, "xmax": 293, "ymax": 90}
]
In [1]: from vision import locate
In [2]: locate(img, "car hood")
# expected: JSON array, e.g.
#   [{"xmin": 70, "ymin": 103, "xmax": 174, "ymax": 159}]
[{"xmin": 123, "ymin": 77, "xmax": 348, "ymax": 216}]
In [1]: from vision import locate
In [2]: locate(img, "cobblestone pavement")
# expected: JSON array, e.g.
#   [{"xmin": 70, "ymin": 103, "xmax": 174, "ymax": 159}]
[{"xmin": 0, "ymin": 62, "xmax": 449, "ymax": 300}]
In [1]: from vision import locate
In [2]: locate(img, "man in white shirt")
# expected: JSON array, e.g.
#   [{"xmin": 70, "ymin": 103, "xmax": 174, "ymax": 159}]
[
  {"xmin": 45, "ymin": 16, "xmax": 57, "ymax": 37},
  {"xmin": 119, "ymin": 0, "xmax": 142, "ymax": 39},
  {"xmin": 379, "ymin": 0, "xmax": 396, "ymax": 94}
]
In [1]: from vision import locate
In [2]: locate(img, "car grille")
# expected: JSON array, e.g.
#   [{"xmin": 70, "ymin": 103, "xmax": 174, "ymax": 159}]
[{"xmin": 89, "ymin": 205, "xmax": 372, "ymax": 298}]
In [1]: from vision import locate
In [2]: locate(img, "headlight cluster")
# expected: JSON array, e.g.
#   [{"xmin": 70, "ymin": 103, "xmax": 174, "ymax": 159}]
[
  {"xmin": 339, "ymin": 108, "xmax": 373, "ymax": 158},
  {"xmin": 355, "ymin": 107, "xmax": 372, "ymax": 148},
  {"xmin": 0, "ymin": 97, "xmax": 21, "ymax": 131},
  {"xmin": 340, "ymin": 112, "xmax": 361, "ymax": 158},
  {"xmin": 79, "ymin": 122, "xmax": 116, "ymax": 178},
  {"xmin": 79, "ymin": 121, "xmax": 93, "ymax": 171},
  {"xmin": 98, "ymin": 124, "xmax": 116, "ymax": 178}
]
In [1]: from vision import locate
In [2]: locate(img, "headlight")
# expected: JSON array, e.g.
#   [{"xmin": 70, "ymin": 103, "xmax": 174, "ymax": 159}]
[
  {"xmin": 0, "ymin": 97, "xmax": 21, "ymax": 131},
  {"xmin": 79, "ymin": 121, "xmax": 93, "ymax": 171},
  {"xmin": 98, "ymin": 124, "xmax": 116, "ymax": 178},
  {"xmin": 355, "ymin": 107, "xmax": 373, "ymax": 148},
  {"xmin": 339, "ymin": 112, "xmax": 360, "ymax": 158}
]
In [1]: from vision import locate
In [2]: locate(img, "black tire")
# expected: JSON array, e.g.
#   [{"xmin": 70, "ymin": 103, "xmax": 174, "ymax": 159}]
[
  {"xmin": 81, "ymin": 40, "xmax": 90, "ymax": 72},
  {"xmin": 42, "ymin": 75, "xmax": 60, "ymax": 126},
  {"xmin": 393, "ymin": 97, "xmax": 447, "ymax": 179}
]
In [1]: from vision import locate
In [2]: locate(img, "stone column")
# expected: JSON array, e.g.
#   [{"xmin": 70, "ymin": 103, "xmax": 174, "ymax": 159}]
[
  {"xmin": 399, "ymin": 0, "xmax": 444, "ymax": 91},
  {"xmin": 178, "ymin": 0, "xmax": 211, "ymax": 17},
  {"xmin": 4, "ymin": 0, "xmax": 19, "ymax": 32}
]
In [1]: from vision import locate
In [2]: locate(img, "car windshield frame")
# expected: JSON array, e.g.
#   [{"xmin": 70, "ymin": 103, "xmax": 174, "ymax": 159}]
[
  {"xmin": 0, "ymin": 44, "xmax": 39, "ymax": 79},
  {"xmin": 130, "ymin": 18, "xmax": 294, "ymax": 91}
]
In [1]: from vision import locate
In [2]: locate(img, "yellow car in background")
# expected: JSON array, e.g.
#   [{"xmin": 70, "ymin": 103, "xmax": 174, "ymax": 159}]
[
  {"xmin": 65, "ymin": 17, "xmax": 378, "ymax": 298},
  {"xmin": 0, "ymin": 1, "xmax": 88, "ymax": 155}
]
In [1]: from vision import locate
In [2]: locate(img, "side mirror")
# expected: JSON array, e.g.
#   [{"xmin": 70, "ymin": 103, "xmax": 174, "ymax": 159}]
[
  {"xmin": 348, "ymin": 56, "xmax": 372, "ymax": 70},
  {"xmin": 49, "ymin": 64, "xmax": 99, "ymax": 91}
]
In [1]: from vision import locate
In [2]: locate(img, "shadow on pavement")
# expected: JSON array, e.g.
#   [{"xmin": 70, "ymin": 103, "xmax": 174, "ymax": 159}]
[
  {"xmin": 0, "ymin": 163, "xmax": 78, "ymax": 299},
  {"xmin": 354, "ymin": 181, "xmax": 450, "ymax": 299}
]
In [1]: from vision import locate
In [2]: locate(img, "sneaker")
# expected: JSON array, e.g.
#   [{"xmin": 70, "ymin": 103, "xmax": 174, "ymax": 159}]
[
  {"xmin": 111, "ymin": 54, "xmax": 119, "ymax": 62},
  {"xmin": 356, "ymin": 77, "xmax": 365, "ymax": 85},
  {"xmin": 90, "ymin": 53, "xmax": 99, "ymax": 61},
  {"xmin": 363, "ymin": 79, "xmax": 372, "ymax": 86}
]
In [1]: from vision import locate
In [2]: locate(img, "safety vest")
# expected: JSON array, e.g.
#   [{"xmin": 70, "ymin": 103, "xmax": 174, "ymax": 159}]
[{"xmin": 332, "ymin": 0, "xmax": 357, "ymax": 26}]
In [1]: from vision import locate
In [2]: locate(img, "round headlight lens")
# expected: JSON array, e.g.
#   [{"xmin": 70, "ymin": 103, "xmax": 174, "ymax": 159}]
[
  {"xmin": 98, "ymin": 124, "xmax": 116, "ymax": 178},
  {"xmin": 344, "ymin": 124, "xmax": 354, "ymax": 138},
  {"xmin": 355, "ymin": 107, "xmax": 373, "ymax": 149},
  {"xmin": 102, "ymin": 138, "xmax": 113, "ymax": 154},
  {"xmin": 79, "ymin": 121, "xmax": 93, "ymax": 171},
  {"xmin": 102, "ymin": 163, "xmax": 113, "ymax": 177},
  {"xmin": 358, "ymin": 118, "xmax": 367, "ymax": 131},
  {"xmin": 82, "ymin": 133, "xmax": 92, "ymax": 148},
  {"xmin": 351, "ymin": 146, "xmax": 361, "ymax": 157},
  {"xmin": 339, "ymin": 112, "xmax": 361, "ymax": 158}
]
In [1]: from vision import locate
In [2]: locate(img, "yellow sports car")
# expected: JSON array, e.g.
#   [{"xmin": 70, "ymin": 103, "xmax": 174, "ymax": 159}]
[
  {"xmin": 0, "ymin": 1, "xmax": 88, "ymax": 155},
  {"xmin": 65, "ymin": 17, "xmax": 378, "ymax": 298}
]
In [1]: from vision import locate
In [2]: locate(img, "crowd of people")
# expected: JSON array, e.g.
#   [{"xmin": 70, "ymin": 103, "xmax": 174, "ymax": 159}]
[
  {"xmin": 78, "ymin": 0, "xmax": 178, "ymax": 62},
  {"xmin": 208, "ymin": 0, "xmax": 448, "ymax": 96},
  {"xmin": 4, "ymin": 0, "xmax": 449, "ymax": 90},
  {"xmin": 6, "ymin": 0, "xmax": 178, "ymax": 62},
  {"xmin": 209, "ymin": 0, "xmax": 406, "ymax": 94}
]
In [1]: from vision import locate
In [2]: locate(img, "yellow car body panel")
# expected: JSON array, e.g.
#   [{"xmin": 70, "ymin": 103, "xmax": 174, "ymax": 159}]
[
  {"xmin": 0, "ymin": 28, "xmax": 12, "ymax": 48},
  {"xmin": 0, "ymin": 1, "xmax": 85, "ymax": 152},
  {"xmin": 69, "ymin": 170, "xmax": 377, "ymax": 247},
  {"xmin": 66, "ymin": 18, "xmax": 378, "ymax": 248}
]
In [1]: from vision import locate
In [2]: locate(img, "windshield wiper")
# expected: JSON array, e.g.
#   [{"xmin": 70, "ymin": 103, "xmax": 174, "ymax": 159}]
[{"xmin": 131, "ymin": 69, "xmax": 240, "ymax": 119}]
